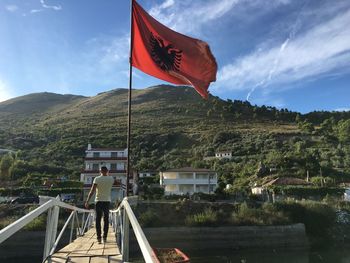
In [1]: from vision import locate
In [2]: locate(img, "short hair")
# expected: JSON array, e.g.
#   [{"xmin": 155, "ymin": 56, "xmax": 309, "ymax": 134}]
[{"xmin": 100, "ymin": 166, "xmax": 108, "ymax": 171}]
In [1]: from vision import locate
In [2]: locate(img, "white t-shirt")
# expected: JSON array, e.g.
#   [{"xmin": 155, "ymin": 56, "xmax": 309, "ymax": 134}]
[{"xmin": 93, "ymin": 175, "xmax": 114, "ymax": 202}]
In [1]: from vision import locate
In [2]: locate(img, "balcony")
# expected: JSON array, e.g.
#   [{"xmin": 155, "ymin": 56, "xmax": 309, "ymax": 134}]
[
  {"xmin": 81, "ymin": 169, "xmax": 127, "ymax": 174},
  {"xmin": 162, "ymin": 178, "xmax": 217, "ymax": 185},
  {"xmin": 84, "ymin": 157, "xmax": 127, "ymax": 161}
]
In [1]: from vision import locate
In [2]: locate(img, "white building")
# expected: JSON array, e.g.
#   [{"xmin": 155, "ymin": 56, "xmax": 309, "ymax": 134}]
[
  {"xmin": 139, "ymin": 171, "xmax": 157, "ymax": 178},
  {"xmin": 160, "ymin": 167, "xmax": 217, "ymax": 195},
  {"xmin": 80, "ymin": 144, "xmax": 128, "ymax": 202},
  {"xmin": 215, "ymin": 151, "xmax": 232, "ymax": 159}
]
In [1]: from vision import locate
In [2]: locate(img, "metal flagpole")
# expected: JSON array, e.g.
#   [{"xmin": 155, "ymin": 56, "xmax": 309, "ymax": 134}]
[{"xmin": 126, "ymin": 0, "xmax": 135, "ymax": 197}]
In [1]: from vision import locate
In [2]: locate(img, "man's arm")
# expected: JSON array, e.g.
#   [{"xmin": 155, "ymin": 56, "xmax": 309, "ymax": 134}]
[{"xmin": 85, "ymin": 184, "xmax": 97, "ymax": 209}]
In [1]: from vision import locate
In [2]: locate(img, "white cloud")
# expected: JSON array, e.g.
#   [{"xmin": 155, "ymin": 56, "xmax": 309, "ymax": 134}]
[
  {"xmin": 149, "ymin": 0, "xmax": 240, "ymax": 34},
  {"xmin": 149, "ymin": 0, "xmax": 174, "ymax": 17},
  {"xmin": 6, "ymin": 5, "xmax": 18, "ymax": 12},
  {"xmin": 334, "ymin": 108, "xmax": 350, "ymax": 112},
  {"xmin": 30, "ymin": 9, "xmax": 43, "ymax": 14},
  {"xmin": 215, "ymin": 8, "xmax": 350, "ymax": 97},
  {"xmin": 30, "ymin": 0, "xmax": 62, "ymax": 14},
  {"xmin": 98, "ymin": 35, "xmax": 130, "ymax": 67},
  {"xmin": 148, "ymin": 0, "xmax": 291, "ymax": 35},
  {"xmin": 40, "ymin": 0, "xmax": 62, "ymax": 11},
  {"xmin": 0, "ymin": 79, "xmax": 13, "ymax": 102}
]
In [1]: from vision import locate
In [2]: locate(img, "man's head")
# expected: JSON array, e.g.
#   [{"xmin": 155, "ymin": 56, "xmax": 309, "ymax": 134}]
[{"xmin": 100, "ymin": 166, "xmax": 108, "ymax": 176}]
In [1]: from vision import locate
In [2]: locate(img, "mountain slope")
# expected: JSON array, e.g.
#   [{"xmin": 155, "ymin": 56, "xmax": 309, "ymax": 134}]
[{"xmin": 0, "ymin": 85, "xmax": 349, "ymax": 189}]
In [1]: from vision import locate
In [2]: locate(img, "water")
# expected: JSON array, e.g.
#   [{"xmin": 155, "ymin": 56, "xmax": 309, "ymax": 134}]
[
  {"xmin": 3, "ymin": 247, "xmax": 350, "ymax": 263},
  {"xmin": 130, "ymin": 247, "xmax": 350, "ymax": 263}
]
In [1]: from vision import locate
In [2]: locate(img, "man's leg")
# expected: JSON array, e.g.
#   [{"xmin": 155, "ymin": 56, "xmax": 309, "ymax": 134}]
[
  {"xmin": 95, "ymin": 202, "xmax": 103, "ymax": 242},
  {"xmin": 102, "ymin": 202, "xmax": 110, "ymax": 241}
]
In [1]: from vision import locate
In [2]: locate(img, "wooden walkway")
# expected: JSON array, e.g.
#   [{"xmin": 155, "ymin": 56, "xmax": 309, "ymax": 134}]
[{"xmin": 47, "ymin": 228, "xmax": 122, "ymax": 263}]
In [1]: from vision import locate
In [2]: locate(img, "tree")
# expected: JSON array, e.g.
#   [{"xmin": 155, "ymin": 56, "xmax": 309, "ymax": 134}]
[
  {"xmin": 298, "ymin": 120, "xmax": 314, "ymax": 134},
  {"xmin": 0, "ymin": 154, "xmax": 14, "ymax": 180},
  {"xmin": 338, "ymin": 119, "xmax": 350, "ymax": 143}
]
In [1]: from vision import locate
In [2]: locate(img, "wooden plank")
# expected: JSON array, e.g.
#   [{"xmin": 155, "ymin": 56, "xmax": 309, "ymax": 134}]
[
  {"xmin": 87, "ymin": 240, "xmax": 105, "ymax": 255},
  {"xmin": 103, "ymin": 242, "xmax": 119, "ymax": 256},
  {"xmin": 109, "ymin": 255, "xmax": 123, "ymax": 263},
  {"xmin": 90, "ymin": 256, "xmax": 109, "ymax": 263},
  {"xmin": 50, "ymin": 227, "xmax": 121, "ymax": 263},
  {"xmin": 45, "ymin": 254, "xmax": 67, "ymax": 263},
  {"xmin": 67, "ymin": 256, "xmax": 90, "ymax": 263},
  {"xmin": 59, "ymin": 229, "xmax": 96, "ymax": 257},
  {"xmin": 68, "ymin": 242, "xmax": 94, "ymax": 257}
]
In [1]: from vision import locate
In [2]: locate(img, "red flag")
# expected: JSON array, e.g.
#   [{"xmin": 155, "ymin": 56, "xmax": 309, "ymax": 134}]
[{"xmin": 131, "ymin": 0, "xmax": 217, "ymax": 99}]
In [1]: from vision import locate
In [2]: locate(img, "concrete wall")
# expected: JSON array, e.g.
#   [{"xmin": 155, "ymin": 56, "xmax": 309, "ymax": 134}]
[{"xmin": 130, "ymin": 224, "xmax": 308, "ymax": 252}]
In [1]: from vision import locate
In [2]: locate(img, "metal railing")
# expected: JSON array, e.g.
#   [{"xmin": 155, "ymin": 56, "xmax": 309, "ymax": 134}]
[
  {"xmin": 110, "ymin": 197, "xmax": 158, "ymax": 263},
  {"xmin": 0, "ymin": 196, "xmax": 94, "ymax": 262}
]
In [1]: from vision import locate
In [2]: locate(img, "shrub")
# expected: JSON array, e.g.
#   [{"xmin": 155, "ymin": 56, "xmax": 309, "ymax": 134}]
[
  {"xmin": 38, "ymin": 187, "xmax": 82, "ymax": 196},
  {"xmin": 270, "ymin": 186, "xmax": 344, "ymax": 198},
  {"xmin": 139, "ymin": 210, "xmax": 159, "ymax": 227},
  {"xmin": 142, "ymin": 186, "xmax": 165, "ymax": 200},
  {"xmin": 274, "ymin": 200, "xmax": 336, "ymax": 237},
  {"xmin": 23, "ymin": 214, "xmax": 46, "ymax": 231},
  {"xmin": 185, "ymin": 208, "xmax": 218, "ymax": 226},
  {"xmin": 232, "ymin": 202, "xmax": 289, "ymax": 226}
]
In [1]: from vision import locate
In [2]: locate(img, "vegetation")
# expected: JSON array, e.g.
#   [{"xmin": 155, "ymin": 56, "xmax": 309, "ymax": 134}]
[
  {"xmin": 185, "ymin": 208, "xmax": 218, "ymax": 226},
  {"xmin": 0, "ymin": 85, "xmax": 350, "ymax": 192},
  {"xmin": 135, "ymin": 199, "xmax": 338, "ymax": 242}
]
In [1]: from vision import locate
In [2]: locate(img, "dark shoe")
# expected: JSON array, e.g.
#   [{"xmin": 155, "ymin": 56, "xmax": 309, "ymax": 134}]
[
  {"xmin": 97, "ymin": 238, "xmax": 102, "ymax": 244},
  {"xmin": 103, "ymin": 237, "xmax": 107, "ymax": 243}
]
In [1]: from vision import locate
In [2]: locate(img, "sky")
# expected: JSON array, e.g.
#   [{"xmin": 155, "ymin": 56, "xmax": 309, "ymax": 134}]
[{"xmin": 1, "ymin": 0, "xmax": 350, "ymax": 113}]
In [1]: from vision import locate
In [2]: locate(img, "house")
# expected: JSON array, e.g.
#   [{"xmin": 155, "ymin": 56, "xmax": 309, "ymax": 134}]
[
  {"xmin": 262, "ymin": 177, "xmax": 310, "ymax": 187},
  {"xmin": 252, "ymin": 177, "xmax": 311, "ymax": 202},
  {"xmin": 80, "ymin": 144, "xmax": 128, "ymax": 202},
  {"xmin": 160, "ymin": 167, "xmax": 217, "ymax": 195},
  {"xmin": 215, "ymin": 151, "xmax": 232, "ymax": 159},
  {"xmin": 139, "ymin": 171, "xmax": 157, "ymax": 178}
]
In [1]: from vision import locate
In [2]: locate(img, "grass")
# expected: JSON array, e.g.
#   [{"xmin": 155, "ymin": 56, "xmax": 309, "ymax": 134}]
[
  {"xmin": 231, "ymin": 202, "xmax": 289, "ymax": 226},
  {"xmin": 185, "ymin": 208, "xmax": 218, "ymax": 226}
]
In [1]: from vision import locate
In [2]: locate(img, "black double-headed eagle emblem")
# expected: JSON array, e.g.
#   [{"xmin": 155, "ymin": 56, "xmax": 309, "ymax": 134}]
[{"xmin": 149, "ymin": 32, "xmax": 182, "ymax": 72}]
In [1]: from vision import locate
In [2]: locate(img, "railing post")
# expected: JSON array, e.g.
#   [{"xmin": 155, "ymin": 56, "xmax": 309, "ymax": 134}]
[
  {"xmin": 43, "ymin": 207, "xmax": 53, "ymax": 261},
  {"xmin": 74, "ymin": 212, "xmax": 81, "ymax": 236},
  {"xmin": 116, "ymin": 210, "xmax": 121, "ymax": 248},
  {"xmin": 81, "ymin": 213, "xmax": 85, "ymax": 234},
  {"xmin": 69, "ymin": 211, "xmax": 75, "ymax": 243},
  {"xmin": 122, "ymin": 208, "xmax": 130, "ymax": 262},
  {"xmin": 43, "ymin": 204, "xmax": 60, "ymax": 261},
  {"xmin": 50, "ymin": 205, "xmax": 60, "ymax": 248}
]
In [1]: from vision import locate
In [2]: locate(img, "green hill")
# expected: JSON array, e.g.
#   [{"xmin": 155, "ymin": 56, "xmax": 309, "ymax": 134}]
[{"xmin": 0, "ymin": 85, "xmax": 349, "ymax": 190}]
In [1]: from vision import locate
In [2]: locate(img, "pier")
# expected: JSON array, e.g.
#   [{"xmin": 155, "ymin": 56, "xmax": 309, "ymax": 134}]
[{"xmin": 0, "ymin": 196, "xmax": 158, "ymax": 263}]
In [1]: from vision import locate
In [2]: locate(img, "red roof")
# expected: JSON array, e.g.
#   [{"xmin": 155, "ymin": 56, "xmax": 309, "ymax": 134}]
[{"xmin": 263, "ymin": 177, "xmax": 310, "ymax": 187}]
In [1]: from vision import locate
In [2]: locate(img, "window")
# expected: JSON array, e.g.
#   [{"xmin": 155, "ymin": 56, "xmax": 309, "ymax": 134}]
[
  {"xmin": 165, "ymin": 185, "xmax": 177, "ymax": 192},
  {"xmin": 111, "ymin": 152, "xmax": 118, "ymax": 157},
  {"xmin": 110, "ymin": 163, "xmax": 117, "ymax": 170},
  {"xmin": 209, "ymin": 185, "xmax": 215, "ymax": 192},
  {"xmin": 117, "ymin": 163, "xmax": 125, "ymax": 170},
  {"xmin": 178, "ymin": 173, "xmax": 193, "ymax": 179},
  {"xmin": 92, "ymin": 164, "xmax": 99, "ymax": 170},
  {"xmin": 93, "ymin": 152, "xmax": 100, "ymax": 158},
  {"xmin": 196, "ymin": 185, "xmax": 209, "ymax": 193},
  {"xmin": 179, "ymin": 184, "xmax": 194, "ymax": 193},
  {"xmin": 196, "ymin": 173, "xmax": 209, "ymax": 180}
]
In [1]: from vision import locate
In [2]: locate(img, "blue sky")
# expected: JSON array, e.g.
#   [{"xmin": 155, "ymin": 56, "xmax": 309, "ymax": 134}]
[{"xmin": 1, "ymin": 0, "xmax": 350, "ymax": 113}]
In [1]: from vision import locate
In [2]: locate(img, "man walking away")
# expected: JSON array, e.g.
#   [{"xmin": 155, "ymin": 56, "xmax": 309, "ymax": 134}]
[{"xmin": 85, "ymin": 166, "xmax": 114, "ymax": 243}]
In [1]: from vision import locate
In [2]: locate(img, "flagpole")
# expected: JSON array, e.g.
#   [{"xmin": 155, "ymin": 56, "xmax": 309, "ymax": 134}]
[{"xmin": 126, "ymin": 0, "xmax": 134, "ymax": 197}]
